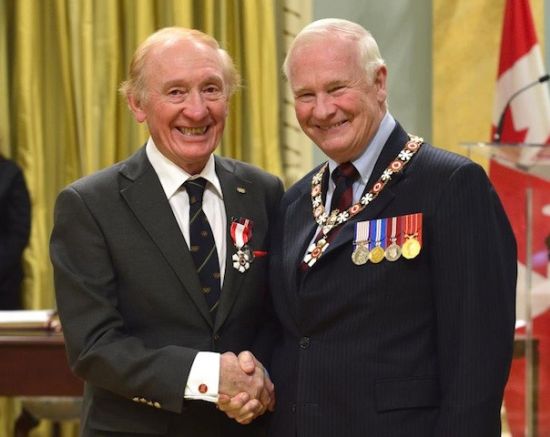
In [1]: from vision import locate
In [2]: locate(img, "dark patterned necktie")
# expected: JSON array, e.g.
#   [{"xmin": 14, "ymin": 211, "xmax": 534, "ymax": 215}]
[
  {"xmin": 330, "ymin": 162, "xmax": 359, "ymax": 213},
  {"xmin": 184, "ymin": 178, "xmax": 221, "ymax": 314}
]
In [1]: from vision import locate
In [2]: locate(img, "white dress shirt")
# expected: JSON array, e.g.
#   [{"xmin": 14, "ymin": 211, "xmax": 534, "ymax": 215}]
[{"xmin": 146, "ymin": 138, "xmax": 224, "ymax": 403}]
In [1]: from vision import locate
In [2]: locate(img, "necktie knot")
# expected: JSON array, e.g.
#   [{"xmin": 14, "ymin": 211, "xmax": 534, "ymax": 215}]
[
  {"xmin": 332, "ymin": 162, "xmax": 358, "ymax": 186},
  {"xmin": 184, "ymin": 178, "xmax": 207, "ymax": 205}
]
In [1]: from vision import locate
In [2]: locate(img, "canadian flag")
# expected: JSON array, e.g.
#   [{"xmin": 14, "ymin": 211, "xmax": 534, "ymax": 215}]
[
  {"xmin": 491, "ymin": 0, "xmax": 550, "ymax": 146},
  {"xmin": 490, "ymin": 1, "xmax": 550, "ymax": 435}
]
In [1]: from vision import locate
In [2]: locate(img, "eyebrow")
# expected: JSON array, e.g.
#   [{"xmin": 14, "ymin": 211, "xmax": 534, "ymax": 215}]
[
  {"xmin": 326, "ymin": 80, "xmax": 348, "ymax": 89},
  {"xmin": 293, "ymin": 80, "xmax": 348, "ymax": 95},
  {"xmin": 162, "ymin": 76, "xmax": 224, "ymax": 89}
]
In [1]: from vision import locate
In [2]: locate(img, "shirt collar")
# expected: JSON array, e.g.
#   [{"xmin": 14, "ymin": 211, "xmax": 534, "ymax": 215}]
[
  {"xmin": 328, "ymin": 112, "xmax": 396, "ymax": 184},
  {"xmin": 145, "ymin": 138, "xmax": 223, "ymax": 200}
]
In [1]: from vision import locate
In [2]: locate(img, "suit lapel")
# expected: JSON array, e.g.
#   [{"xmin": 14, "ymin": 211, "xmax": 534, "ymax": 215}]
[
  {"xmin": 213, "ymin": 157, "xmax": 251, "ymax": 331},
  {"xmin": 283, "ymin": 184, "xmax": 318, "ymax": 290},
  {"xmin": 118, "ymin": 148, "xmax": 213, "ymax": 328}
]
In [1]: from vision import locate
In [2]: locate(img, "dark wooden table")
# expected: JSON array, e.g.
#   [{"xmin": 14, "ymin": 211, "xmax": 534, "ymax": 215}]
[{"xmin": 0, "ymin": 330, "xmax": 83, "ymax": 436}]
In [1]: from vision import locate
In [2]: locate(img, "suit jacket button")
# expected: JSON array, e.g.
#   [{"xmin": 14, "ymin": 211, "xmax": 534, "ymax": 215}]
[
  {"xmin": 299, "ymin": 337, "xmax": 310, "ymax": 349},
  {"xmin": 291, "ymin": 403, "xmax": 297, "ymax": 413},
  {"xmin": 213, "ymin": 334, "xmax": 220, "ymax": 341}
]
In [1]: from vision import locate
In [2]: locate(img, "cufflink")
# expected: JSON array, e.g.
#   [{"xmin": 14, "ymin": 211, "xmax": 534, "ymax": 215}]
[{"xmin": 198, "ymin": 384, "xmax": 208, "ymax": 394}]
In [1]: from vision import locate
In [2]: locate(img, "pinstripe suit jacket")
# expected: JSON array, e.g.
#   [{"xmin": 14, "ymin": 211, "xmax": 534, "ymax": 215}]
[
  {"xmin": 268, "ymin": 123, "xmax": 517, "ymax": 437},
  {"xmin": 50, "ymin": 147, "xmax": 283, "ymax": 437}
]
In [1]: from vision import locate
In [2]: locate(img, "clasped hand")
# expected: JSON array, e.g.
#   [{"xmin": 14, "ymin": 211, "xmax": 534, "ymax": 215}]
[{"xmin": 218, "ymin": 351, "xmax": 275, "ymax": 424}]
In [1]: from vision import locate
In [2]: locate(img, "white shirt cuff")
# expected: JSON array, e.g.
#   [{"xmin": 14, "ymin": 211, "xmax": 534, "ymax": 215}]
[{"xmin": 184, "ymin": 352, "xmax": 220, "ymax": 403}]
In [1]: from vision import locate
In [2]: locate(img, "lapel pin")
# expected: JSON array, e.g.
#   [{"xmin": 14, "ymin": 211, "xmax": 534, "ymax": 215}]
[{"xmin": 236, "ymin": 187, "xmax": 246, "ymax": 194}]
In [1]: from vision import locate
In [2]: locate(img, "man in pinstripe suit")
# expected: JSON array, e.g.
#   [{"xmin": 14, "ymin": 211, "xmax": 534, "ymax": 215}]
[{"xmin": 264, "ymin": 19, "xmax": 517, "ymax": 437}]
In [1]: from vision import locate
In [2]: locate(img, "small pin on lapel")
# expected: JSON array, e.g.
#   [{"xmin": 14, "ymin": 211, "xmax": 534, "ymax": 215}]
[{"xmin": 237, "ymin": 187, "xmax": 246, "ymax": 194}]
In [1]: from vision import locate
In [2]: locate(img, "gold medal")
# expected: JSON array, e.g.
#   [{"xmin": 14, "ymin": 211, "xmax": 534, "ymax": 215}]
[
  {"xmin": 401, "ymin": 213, "xmax": 422, "ymax": 259},
  {"xmin": 402, "ymin": 237, "xmax": 421, "ymax": 259},
  {"xmin": 367, "ymin": 219, "xmax": 385, "ymax": 264},
  {"xmin": 385, "ymin": 242, "xmax": 401, "ymax": 261},
  {"xmin": 352, "ymin": 243, "xmax": 369, "ymax": 265},
  {"xmin": 369, "ymin": 245, "xmax": 385, "ymax": 263}
]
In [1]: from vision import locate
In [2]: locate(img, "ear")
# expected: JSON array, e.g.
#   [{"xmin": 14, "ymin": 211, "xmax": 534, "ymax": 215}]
[
  {"xmin": 127, "ymin": 93, "xmax": 147, "ymax": 123},
  {"xmin": 374, "ymin": 65, "xmax": 388, "ymax": 103}
]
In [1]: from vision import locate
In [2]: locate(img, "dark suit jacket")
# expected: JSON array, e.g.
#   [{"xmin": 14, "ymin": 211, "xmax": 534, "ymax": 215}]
[
  {"xmin": 0, "ymin": 156, "xmax": 31, "ymax": 309},
  {"xmin": 268, "ymin": 123, "xmax": 517, "ymax": 437},
  {"xmin": 50, "ymin": 147, "xmax": 283, "ymax": 437}
]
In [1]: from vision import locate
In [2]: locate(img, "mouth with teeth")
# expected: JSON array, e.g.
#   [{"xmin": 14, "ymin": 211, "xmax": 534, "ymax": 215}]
[
  {"xmin": 317, "ymin": 120, "xmax": 349, "ymax": 131},
  {"xmin": 177, "ymin": 126, "xmax": 209, "ymax": 136}
]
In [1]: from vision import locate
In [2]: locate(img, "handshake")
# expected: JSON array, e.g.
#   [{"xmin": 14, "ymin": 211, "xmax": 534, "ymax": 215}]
[{"xmin": 218, "ymin": 351, "xmax": 275, "ymax": 424}]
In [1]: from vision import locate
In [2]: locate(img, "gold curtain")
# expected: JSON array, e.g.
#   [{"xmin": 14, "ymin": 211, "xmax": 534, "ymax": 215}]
[{"xmin": 0, "ymin": 1, "xmax": 281, "ymax": 436}]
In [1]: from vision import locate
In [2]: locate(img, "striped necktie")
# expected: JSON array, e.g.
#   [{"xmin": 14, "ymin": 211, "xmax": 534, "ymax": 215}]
[{"xmin": 184, "ymin": 178, "xmax": 221, "ymax": 314}]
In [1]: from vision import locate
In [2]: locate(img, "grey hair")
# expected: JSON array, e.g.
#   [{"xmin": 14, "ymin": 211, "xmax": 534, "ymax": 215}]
[{"xmin": 283, "ymin": 18, "xmax": 385, "ymax": 84}]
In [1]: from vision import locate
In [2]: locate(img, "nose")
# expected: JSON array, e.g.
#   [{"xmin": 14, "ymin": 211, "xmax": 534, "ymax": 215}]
[
  {"xmin": 182, "ymin": 90, "xmax": 209, "ymax": 120},
  {"xmin": 312, "ymin": 94, "xmax": 336, "ymax": 120}
]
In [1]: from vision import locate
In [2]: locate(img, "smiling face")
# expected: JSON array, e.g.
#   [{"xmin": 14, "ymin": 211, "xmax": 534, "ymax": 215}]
[
  {"xmin": 128, "ymin": 38, "xmax": 229, "ymax": 174},
  {"xmin": 288, "ymin": 35, "xmax": 387, "ymax": 163}
]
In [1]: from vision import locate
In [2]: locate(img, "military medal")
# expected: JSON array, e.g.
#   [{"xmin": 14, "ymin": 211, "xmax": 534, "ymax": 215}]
[
  {"xmin": 368, "ymin": 219, "xmax": 386, "ymax": 264},
  {"xmin": 352, "ymin": 221, "xmax": 370, "ymax": 265},
  {"xmin": 385, "ymin": 242, "xmax": 402, "ymax": 261},
  {"xmin": 385, "ymin": 216, "xmax": 401, "ymax": 261},
  {"xmin": 401, "ymin": 213, "xmax": 422, "ymax": 259},
  {"xmin": 369, "ymin": 246, "xmax": 385, "ymax": 263},
  {"xmin": 352, "ymin": 243, "xmax": 370, "ymax": 265},
  {"xmin": 230, "ymin": 218, "xmax": 254, "ymax": 272},
  {"xmin": 304, "ymin": 135, "xmax": 424, "ymax": 267},
  {"xmin": 402, "ymin": 238, "xmax": 420, "ymax": 259}
]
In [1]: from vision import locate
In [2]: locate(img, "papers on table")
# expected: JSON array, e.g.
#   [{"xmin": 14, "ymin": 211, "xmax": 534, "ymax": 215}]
[{"xmin": 0, "ymin": 310, "xmax": 58, "ymax": 330}]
